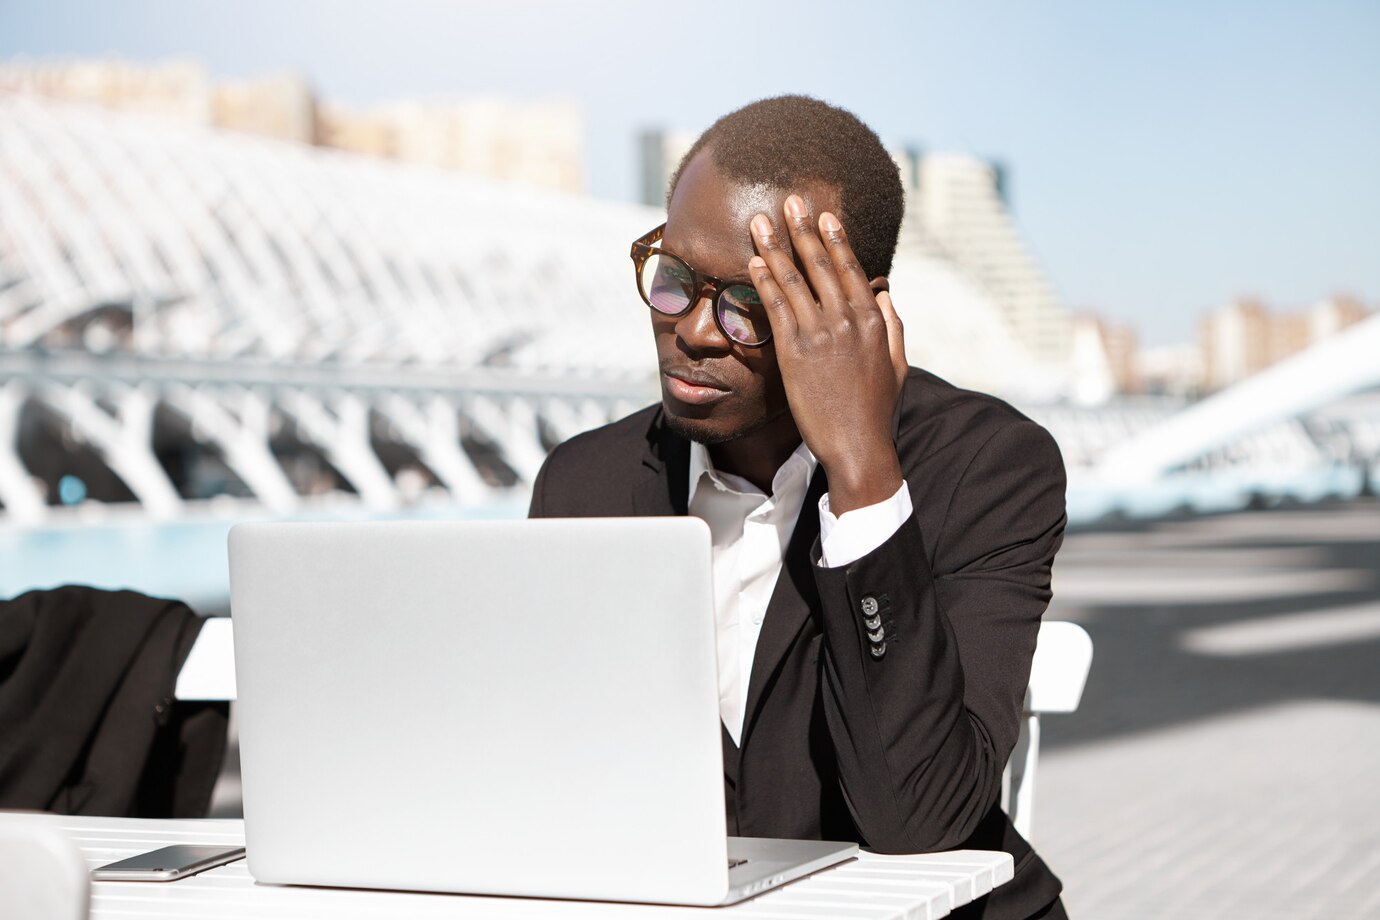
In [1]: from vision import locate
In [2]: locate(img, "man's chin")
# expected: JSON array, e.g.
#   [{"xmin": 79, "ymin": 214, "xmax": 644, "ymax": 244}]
[
  {"xmin": 663, "ymin": 411, "xmax": 739, "ymax": 445},
  {"xmin": 662, "ymin": 402, "xmax": 788, "ymax": 446}
]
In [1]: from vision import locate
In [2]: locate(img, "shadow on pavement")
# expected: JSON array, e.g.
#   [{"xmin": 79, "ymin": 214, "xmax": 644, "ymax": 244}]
[{"xmin": 1044, "ymin": 498, "xmax": 1380, "ymax": 750}]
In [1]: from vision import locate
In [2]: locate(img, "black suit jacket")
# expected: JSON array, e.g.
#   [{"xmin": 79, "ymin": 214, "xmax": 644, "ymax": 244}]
[
  {"xmin": 0, "ymin": 586, "xmax": 227, "ymax": 817},
  {"xmin": 529, "ymin": 368, "xmax": 1067, "ymax": 919}
]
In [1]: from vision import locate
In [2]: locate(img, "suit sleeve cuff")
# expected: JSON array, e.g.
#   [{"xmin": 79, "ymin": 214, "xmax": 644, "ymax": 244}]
[{"xmin": 817, "ymin": 481, "xmax": 913, "ymax": 568}]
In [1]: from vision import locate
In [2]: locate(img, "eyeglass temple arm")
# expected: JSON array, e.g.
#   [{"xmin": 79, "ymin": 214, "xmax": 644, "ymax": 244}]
[{"xmin": 630, "ymin": 223, "xmax": 667, "ymax": 264}]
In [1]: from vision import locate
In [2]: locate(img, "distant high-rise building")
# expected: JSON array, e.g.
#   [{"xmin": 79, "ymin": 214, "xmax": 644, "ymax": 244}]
[
  {"xmin": 1069, "ymin": 315, "xmax": 1118, "ymax": 405},
  {"xmin": 1071, "ymin": 314, "xmax": 1140, "ymax": 400},
  {"xmin": 902, "ymin": 154, "xmax": 1073, "ymax": 371},
  {"xmin": 891, "ymin": 145, "xmax": 924, "ymax": 196},
  {"xmin": 319, "ymin": 98, "xmax": 584, "ymax": 194},
  {"xmin": 1200, "ymin": 296, "xmax": 1373, "ymax": 390},
  {"xmin": 214, "ymin": 74, "xmax": 316, "ymax": 143},
  {"xmin": 1201, "ymin": 298, "xmax": 1273, "ymax": 390},
  {"xmin": 1309, "ymin": 295, "xmax": 1370, "ymax": 340},
  {"xmin": 1268, "ymin": 310, "xmax": 1312, "ymax": 368},
  {"xmin": 636, "ymin": 128, "xmax": 695, "ymax": 208},
  {"xmin": 0, "ymin": 58, "xmax": 585, "ymax": 195},
  {"xmin": 0, "ymin": 57, "xmax": 214, "ymax": 122}
]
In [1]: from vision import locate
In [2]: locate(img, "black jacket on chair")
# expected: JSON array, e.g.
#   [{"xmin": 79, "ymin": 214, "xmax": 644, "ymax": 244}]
[
  {"xmin": 529, "ymin": 368, "xmax": 1068, "ymax": 920},
  {"xmin": 0, "ymin": 585, "xmax": 227, "ymax": 817}
]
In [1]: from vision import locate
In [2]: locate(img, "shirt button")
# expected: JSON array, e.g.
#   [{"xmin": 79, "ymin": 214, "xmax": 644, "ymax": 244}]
[{"xmin": 861, "ymin": 596, "xmax": 879, "ymax": 617}]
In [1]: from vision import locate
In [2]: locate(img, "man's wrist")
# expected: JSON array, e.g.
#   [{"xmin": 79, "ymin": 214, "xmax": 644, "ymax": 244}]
[{"xmin": 820, "ymin": 448, "xmax": 903, "ymax": 515}]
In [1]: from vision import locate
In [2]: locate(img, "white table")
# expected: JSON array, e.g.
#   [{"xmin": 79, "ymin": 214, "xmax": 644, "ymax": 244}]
[{"xmin": 32, "ymin": 814, "xmax": 1012, "ymax": 919}]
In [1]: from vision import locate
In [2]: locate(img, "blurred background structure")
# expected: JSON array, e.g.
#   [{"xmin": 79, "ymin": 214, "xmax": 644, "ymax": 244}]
[
  {"xmin": 2, "ymin": 60, "xmax": 1376, "ymax": 550},
  {"xmin": 2, "ymin": 2, "xmax": 1378, "ymax": 915}
]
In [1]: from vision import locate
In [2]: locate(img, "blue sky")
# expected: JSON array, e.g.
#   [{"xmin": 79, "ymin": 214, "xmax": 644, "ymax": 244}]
[{"xmin": 3, "ymin": 0, "xmax": 1377, "ymax": 345}]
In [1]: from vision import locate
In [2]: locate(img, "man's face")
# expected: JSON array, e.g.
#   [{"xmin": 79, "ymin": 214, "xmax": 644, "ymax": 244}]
[{"xmin": 655, "ymin": 152, "xmax": 841, "ymax": 446}]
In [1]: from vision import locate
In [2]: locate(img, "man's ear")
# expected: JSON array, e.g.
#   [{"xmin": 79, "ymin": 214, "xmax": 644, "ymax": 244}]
[{"xmin": 870, "ymin": 276, "xmax": 890, "ymax": 294}]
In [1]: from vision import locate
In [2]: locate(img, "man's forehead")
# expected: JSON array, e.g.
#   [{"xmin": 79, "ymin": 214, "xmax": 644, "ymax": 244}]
[
  {"xmin": 717, "ymin": 181, "xmax": 781, "ymax": 226},
  {"xmin": 664, "ymin": 189, "xmax": 771, "ymax": 272},
  {"xmin": 665, "ymin": 155, "xmax": 840, "ymax": 270}
]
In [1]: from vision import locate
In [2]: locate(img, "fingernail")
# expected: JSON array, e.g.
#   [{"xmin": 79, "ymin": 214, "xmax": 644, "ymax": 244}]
[
  {"xmin": 749, "ymin": 256, "xmax": 767, "ymax": 271},
  {"xmin": 819, "ymin": 212, "xmax": 841, "ymax": 233},
  {"xmin": 784, "ymin": 195, "xmax": 806, "ymax": 219},
  {"xmin": 751, "ymin": 214, "xmax": 773, "ymax": 239}
]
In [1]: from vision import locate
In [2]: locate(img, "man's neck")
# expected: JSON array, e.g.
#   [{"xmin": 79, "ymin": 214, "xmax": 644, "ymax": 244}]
[{"xmin": 706, "ymin": 414, "xmax": 803, "ymax": 495}]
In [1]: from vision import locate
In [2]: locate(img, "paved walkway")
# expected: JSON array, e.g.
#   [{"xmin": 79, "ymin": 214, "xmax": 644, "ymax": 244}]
[{"xmin": 1037, "ymin": 498, "xmax": 1380, "ymax": 918}]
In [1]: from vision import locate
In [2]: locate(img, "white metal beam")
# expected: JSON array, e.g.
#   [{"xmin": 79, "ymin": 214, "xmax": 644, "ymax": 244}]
[{"xmin": 1095, "ymin": 313, "xmax": 1380, "ymax": 484}]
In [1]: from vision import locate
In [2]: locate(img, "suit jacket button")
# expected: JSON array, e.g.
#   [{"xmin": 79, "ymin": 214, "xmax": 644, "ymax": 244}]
[
  {"xmin": 861, "ymin": 597, "xmax": 879, "ymax": 617},
  {"xmin": 864, "ymin": 614, "xmax": 882, "ymax": 630},
  {"xmin": 870, "ymin": 641, "xmax": 887, "ymax": 659},
  {"xmin": 867, "ymin": 626, "xmax": 885, "ymax": 643}
]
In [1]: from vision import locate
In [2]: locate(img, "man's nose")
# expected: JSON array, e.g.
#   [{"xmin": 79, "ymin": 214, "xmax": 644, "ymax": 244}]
[{"xmin": 674, "ymin": 286, "xmax": 729, "ymax": 351}]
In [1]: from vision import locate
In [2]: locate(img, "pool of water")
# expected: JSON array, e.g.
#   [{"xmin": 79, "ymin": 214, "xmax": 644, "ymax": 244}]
[
  {"xmin": 3, "ymin": 467, "xmax": 1370, "ymax": 612},
  {"xmin": 1, "ymin": 500, "xmax": 527, "ymax": 612}
]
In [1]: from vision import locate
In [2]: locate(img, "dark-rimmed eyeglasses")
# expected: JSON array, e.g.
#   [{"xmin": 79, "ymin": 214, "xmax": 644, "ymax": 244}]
[{"xmin": 630, "ymin": 224, "xmax": 771, "ymax": 347}]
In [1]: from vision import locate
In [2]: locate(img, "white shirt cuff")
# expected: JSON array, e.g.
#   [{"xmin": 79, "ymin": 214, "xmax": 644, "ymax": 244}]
[{"xmin": 817, "ymin": 481, "xmax": 913, "ymax": 568}]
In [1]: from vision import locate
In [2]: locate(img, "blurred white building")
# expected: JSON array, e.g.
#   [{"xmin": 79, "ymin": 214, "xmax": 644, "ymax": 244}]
[{"xmin": 900, "ymin": 154, "xmax": 1073, "ymax": 374}]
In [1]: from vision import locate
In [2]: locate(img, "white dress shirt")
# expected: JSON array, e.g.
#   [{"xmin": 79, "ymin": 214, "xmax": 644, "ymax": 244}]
[{"xmin": 687, "ymin": 441, "xmax": 913, "ymax": 745}]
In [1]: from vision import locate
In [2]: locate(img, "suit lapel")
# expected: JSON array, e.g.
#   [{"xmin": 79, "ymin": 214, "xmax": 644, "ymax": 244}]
[
  {"xmin": 739, "ymin": 464, "xmax": 829, "ymax": 747},
  {"xmin": 631, "ymin": 410, "xmax": 689, "ymax": 517}
]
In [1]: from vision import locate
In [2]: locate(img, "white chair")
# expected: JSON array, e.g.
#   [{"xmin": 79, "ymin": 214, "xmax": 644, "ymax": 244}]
[
  {"xmin": 1001, "ymin": 621, "xmax": 1094, "ymax": 842},
  {"xmin": 0, "ymin": 816, "xmax": 90, "ymax": 920},
  {"xmin": 175, "ymin": 616, "xmax": 237, "ymax": 701}
]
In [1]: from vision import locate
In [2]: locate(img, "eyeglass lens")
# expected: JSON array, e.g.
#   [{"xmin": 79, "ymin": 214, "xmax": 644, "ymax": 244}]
[{"xmin": 639, "ymin": 253, "xmax": 769, "ymax": 345}]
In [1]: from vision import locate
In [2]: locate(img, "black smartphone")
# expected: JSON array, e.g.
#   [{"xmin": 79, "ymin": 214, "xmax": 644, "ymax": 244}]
[{"xmin": 91, "ymin": 845, "xmax": 246, "ymax": 881}]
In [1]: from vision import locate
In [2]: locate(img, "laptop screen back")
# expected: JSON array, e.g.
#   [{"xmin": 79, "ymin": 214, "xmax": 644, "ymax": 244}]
[{"xmin": 229, "ymin": 518, "xmax": 729, "ymax": 903}]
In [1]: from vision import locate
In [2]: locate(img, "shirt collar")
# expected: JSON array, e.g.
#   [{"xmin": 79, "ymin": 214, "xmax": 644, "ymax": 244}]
[{"xmin": 687, "ymin": 439, "xmax": 817, "ymax": 507}]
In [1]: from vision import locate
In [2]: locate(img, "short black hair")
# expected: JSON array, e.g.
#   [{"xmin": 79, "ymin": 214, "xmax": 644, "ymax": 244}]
[{"xmin": 667, "ymin": 95, "xmax": 905, "ymax": 279}]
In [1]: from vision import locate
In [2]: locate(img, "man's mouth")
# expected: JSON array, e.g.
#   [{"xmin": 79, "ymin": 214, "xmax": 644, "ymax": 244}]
[{"xmin": 661, "ymin": 366, "xmax": 731, "ymax": 406}]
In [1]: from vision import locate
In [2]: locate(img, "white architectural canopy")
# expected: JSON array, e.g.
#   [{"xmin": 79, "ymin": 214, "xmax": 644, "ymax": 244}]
[
  {"xmin": 0, "ymin": 94, "xmax": 664, "ymax": 522},
  {"xmin": 0, "ymin": 93, "xmax": 661, "ymax": 376}
]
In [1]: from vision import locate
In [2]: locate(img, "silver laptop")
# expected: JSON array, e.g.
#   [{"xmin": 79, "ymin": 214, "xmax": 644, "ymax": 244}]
[{"xmin": 228, "ymin": 518, "xmax": 856, "ymax": 905}]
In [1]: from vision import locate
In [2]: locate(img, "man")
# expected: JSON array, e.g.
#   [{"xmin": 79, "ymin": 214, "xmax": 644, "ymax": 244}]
[{"xmin": 529, "ymin": 95, "xmax": 1068, "ymax": 920}]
